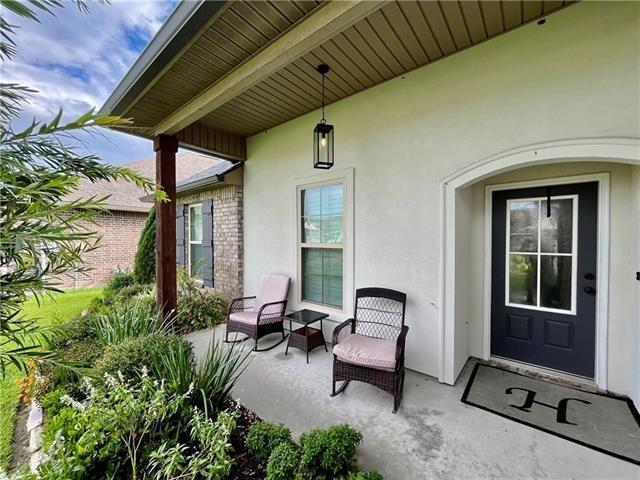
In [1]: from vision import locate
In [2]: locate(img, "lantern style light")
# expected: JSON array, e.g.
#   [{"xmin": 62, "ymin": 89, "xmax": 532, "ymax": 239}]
[{"xmin": 313, "ymin": 64, "xmax": 334, "ymax": 169}]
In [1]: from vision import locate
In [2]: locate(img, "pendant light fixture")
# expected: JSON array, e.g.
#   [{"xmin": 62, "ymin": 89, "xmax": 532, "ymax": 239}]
[{"xmin": 313, "ymin": 64, "xmax": 334, "ymax": 169}]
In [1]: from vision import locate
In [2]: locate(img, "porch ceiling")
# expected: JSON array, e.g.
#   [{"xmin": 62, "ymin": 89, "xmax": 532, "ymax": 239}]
[
  {"xmin": 122, "ymin": 0, "xmax": 324, "ymax": 129},
  {"xmin": 198, "ymin": 0, "xmax": 574, "ymax": 137},
  {"xmin": 103, "ymin": 0, "xmax": 575, "ymax": 157}
]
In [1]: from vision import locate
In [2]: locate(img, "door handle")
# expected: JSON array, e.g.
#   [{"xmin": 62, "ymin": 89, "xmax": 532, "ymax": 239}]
[{"xmin": 584, "ymin": 286, "xmax": 596, "ymax": 295}]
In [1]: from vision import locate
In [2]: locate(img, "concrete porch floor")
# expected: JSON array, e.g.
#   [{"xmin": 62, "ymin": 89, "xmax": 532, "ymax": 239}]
[{"xmin": 186, "ymin": 327, "xmax": 639, "ymax": 479}]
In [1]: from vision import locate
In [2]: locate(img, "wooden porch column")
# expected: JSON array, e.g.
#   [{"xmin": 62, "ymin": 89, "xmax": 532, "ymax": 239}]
[{"xmin": 154, "ymin": 134, "xmax": 179, "ymax": 318}]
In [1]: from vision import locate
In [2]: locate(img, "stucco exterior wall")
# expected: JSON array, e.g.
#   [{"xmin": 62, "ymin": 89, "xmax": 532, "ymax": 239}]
[
  {"xmin": 632, "ymin": 166, "xmax": 640, "ymax": 402},
  {"xmin": 243, "ymin": 3, "xmax": 639, "ymax": 395}
]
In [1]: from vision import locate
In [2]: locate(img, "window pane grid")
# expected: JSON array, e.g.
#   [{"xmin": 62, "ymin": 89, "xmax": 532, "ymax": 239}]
[
  {"xmin": 299, "ymin": 243, "xmax": 343, "ymax": 249},
  {"xmin": 506, "ymin": 196, "xmax": 576, "ymax": 313},
  {"xmin": 301, "ymin": 184, "xmax": 343, "ymax": 244},
  {"xmin": 189, "ymin": 204, "xmax": 203, "ymax": 277},
  {"xmin": 300, "ymin": 183, "xmax": 344, "ymax": 309},
  {"xmin": 510, "ymin": 252, "xmax": 573, "ymax": 256}
]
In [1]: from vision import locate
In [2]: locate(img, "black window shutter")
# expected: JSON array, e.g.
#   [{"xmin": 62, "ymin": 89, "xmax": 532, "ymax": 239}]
[
  {"xmin": 176, "ymin": 204, "xmax": 186, "ymax": 267},
  {"xmin": 202, "ymin": 199, "xmax": 214, "ymax": 287}
]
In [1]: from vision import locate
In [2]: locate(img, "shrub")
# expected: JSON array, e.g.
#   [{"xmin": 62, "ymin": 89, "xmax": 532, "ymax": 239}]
[
  {"xmin": 40, "ymin": 387, "xmax": 69, "ymax": 418},
  {"xmin": 299, "ymin": 425, "xmax": 363, "ymax": 478},
  {"xmin": 176, "ymin": 281, "xmax": 228, "ymax": 334},
  {"xmin": 36, "ymin": 372, "xmax": 236, "ymax": 480},
  {"xmin": 88, "ymin": 273, "xmax": 150, "ymax": 314},
  {"xmin": 87, "ymin": 294, "xmax": 107, "ymax": 314},
  {"xmin": 154, "ymin": 336, "xmax": 250, "ymax": 416},
  {"xmin": 113, "ymin": 283, "xmax": 153, "ymax": 302},
  {"xmin": 246, "ymin": 421, "xmax": 292, "ymax": 464},
  {"xmin": 346, "ymin": 471, "xmax": 384, "ymax": 480},
  {"xmin": 49, "ymin": 313, "xmax": 98, "ymax": 349},
  {"xmin": 41, "ymin": 405, "xmax": 77, "ymax": 449},
  {"xmin": 94, "ymin": 333, "xmax": 191, "ymax": 382},
  {"xmin": 148, "ymin": 409, "xmax": 237, "ymax": 480},
  {"xmin": 92, "ymin": 298, "xmax": 169, "ymax": 345},
  {"xmin": 132, "ymin": 291, "xmax": 157, "ymax": 315},
  {"xmin": 32, "ymin": 313, "xmax": 104, "ymax": 401},
  {"xmin": 55, "ymin": 337, "xmax": 103, "ymax": 366},
  {"xmin": 105, "ymin": 269, "xmax": 136, "ymax": 292},
  {"xmin": 33, "ymin": 337, "xmax": 103, "ymax": 402},
  {"xmin": 133, "ymin": 207, "xmax": 156, "ymax": 284},
  {"xmin": 266, "ymin": 441, "xmax": 300, "ymax": 480},
  {"xmin": 90, "ymin": 283, "xmax": 154, "ymax": 313}
]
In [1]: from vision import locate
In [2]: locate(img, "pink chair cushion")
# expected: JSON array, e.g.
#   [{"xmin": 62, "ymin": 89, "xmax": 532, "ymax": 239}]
[
  {"xmin": 254, "ymin": 274, "xmax": 290, "ymax": 312},
  {"xmin": 333, "ymin": 334, "xmax": 396, "ymax": 371},
  {"xmin": 229, "ymin": 311, "xmax": 259, "ymax": 325}
]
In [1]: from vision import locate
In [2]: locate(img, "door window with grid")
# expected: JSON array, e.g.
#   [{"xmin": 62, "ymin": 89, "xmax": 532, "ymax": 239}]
[
  {"xmin": 506, "ymin": 196, "xmax": 577, "ymax": 313},
  {"xmin": 299, "ymin": 183, "xmax": 344, "ymax": 308}
]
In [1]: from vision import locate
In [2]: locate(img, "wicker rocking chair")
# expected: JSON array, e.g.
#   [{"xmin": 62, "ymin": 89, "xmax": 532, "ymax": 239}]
[
  {"xmin": 331, "ymin": 287, "xmax": 408, "ymax": 413},
  {"xmin": 225, "ymin": 274, "xmax": 290, "ymax": 351}
]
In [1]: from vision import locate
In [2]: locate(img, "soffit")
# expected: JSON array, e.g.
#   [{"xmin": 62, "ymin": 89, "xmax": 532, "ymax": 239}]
[
  {"xmin": 120, "ymin": 0, "xmax": 575, "ymax": 144},
  {"xmin": 125, "ymin": 0, "xmax": 324, "ymax": 129},
  {"xmin": 196, "ymin": 0, "xmax": 574, "ymax": 136}
]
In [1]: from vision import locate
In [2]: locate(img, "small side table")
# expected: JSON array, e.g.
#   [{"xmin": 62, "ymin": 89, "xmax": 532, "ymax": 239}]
[{"xmin": 285, "ymin": 309, "xmax": 329, "ymax": 363}]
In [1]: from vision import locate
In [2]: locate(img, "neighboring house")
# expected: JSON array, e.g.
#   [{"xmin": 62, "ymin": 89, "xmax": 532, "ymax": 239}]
[
  {"xmin": 101, "ymin": 0, "xmax": 640, "ymax": 410},
  {"xmin": 61, "ymin": 152, "xmax": 221, "ymax": 289},
  {"xmin": 142, "ymin": 160, "xmax": 244, "ymax": 301}
]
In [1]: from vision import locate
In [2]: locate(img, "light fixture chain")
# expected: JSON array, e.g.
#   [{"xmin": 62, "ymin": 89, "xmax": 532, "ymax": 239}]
[{"xmin": 321, "ymin": 70, "xmax": 325, "ymax": 122}]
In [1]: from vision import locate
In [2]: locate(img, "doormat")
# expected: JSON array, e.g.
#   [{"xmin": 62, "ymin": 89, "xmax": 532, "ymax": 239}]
[{"xmin": 461, "ymin": 363, "xmax": 640, "ymax": 465}]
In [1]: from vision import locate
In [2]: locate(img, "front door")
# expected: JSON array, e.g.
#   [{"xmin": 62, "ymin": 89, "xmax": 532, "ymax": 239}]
[{"xmin": 491, "ymin": 182, "xmax": 597, "ymax": 378}]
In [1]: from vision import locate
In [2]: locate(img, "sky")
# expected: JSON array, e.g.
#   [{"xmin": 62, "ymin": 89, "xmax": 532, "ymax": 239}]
[{"xmin": 2, "ymin": 0, "xmax": 178, "ymax": 164}]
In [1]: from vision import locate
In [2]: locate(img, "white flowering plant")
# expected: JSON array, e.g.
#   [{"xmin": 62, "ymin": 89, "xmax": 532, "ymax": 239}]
[{"xmin": 35, "ymin": 370, "xmax": 237, "ymax": 480}]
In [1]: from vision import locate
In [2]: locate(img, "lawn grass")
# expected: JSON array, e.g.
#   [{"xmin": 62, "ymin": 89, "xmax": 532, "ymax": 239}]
[
  {"xmin": 0, "ymin": 288, "xmax": 102, "ymax": 470},
  {"xmin": 20, "ymin": 288, "xmax": 103, "ymax": 329},
  {"xmin": 0, "ymin": 371, "xmax": 21, "ymax": 469}
]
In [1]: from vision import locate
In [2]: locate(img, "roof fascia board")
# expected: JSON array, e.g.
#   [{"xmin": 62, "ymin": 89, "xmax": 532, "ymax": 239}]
[
  {"xmin": 177, "ymin": 175, "xmax": 224, "ymax": 194},
  {"xmin": 155, "ymin": 0, "xmax": 385, "ymax": 135},
  {"xmin": 107, "ymin": 205, "xmax": 151, "ymax": 213},
  {"xmin": 176, "ymin": 161, "xmax": 243, "ymax": 193},
  {"xmin": 101, "ymin": 0, "xmax": 228, "ymax": 116},
  {"xmin": 141, "ymin": 177, "xmax": 221, "ymax": 202},
  {"xmin": 140, "ymin": 162, "xmax": 243, "ymax": 201}
]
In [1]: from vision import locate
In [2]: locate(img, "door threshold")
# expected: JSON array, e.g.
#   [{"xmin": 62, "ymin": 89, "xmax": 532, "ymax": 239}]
[{"xmin": 487, "ymin": 356, "xmax": 601, "ymax": 393}]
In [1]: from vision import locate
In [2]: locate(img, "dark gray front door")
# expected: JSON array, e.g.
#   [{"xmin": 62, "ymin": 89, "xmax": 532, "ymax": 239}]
[{"xmin": 491, "ymin": 182, "xmax": 597, "ymax": 378}]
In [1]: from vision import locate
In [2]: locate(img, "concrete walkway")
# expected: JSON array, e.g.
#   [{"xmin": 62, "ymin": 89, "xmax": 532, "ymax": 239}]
[{"xmin": 186, "ymin": 327, "xmax": 639, "ymax": 480}]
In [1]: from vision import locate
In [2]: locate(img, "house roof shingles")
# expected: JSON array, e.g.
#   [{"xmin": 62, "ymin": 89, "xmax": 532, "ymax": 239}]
[
  {"xmin": 65, "ymin": 152, "xmax": 223, "ymax": 212},
  {"xmin": 176, "ymin": 160, "xmax": 237, "ymax": 190}
]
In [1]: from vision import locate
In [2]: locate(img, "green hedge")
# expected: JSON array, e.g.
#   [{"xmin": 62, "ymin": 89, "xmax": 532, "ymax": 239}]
[
  {"xmin": 94, "ymin": 333, "xmax": 191, "ymax": 383},
  {"xmin": 246, "ymin": 421, "xmax": 292, "ymax": 464},
  {"xmin": 134, "ymin": 207, "xmax": 156, "ymax": 285}
]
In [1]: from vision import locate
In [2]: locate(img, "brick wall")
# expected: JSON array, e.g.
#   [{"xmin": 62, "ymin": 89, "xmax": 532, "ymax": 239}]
[
  {"xmin": 57, "ymin": 210, "xmax": 148, "ymax": 289},
  {"xmin": 178, "ymin": 185, "xmax": 244, "ymax": 302}
]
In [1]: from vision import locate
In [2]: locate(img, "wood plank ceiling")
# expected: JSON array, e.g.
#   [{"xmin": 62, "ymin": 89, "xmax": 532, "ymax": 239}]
[
  {"xmin": 125, "ymin": 0, "xmax": 323, "ymax": 128},
  {"xmin": 126, "ymin": 1, "xmax": 573, "ymax": 140}
]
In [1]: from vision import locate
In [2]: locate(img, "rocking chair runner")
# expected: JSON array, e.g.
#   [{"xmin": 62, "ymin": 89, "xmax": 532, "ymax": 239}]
[
  {"xmin": 225, "ymin": 274, "xmax": 290, "ymax": 351},
  {"xmin": 331, "ymin": 287, "xmax": 409, "ymax": 413}
]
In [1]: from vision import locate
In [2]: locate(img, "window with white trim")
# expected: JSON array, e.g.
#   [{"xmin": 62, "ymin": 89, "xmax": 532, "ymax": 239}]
[
  {"xmin": 298, "ymin": 182, "xmax": 344, "ymax": 309},
  {"xmin": 188, "ymin": 204, "xmax": 203, "ymax": 278},
  {"xmin": 506, "ymin": 195, "xmax": 577, "ymax": 313}
]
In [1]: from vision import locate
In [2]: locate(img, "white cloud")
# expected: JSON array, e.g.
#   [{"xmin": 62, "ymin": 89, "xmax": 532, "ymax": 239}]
[{"xmin": 2, "ymin": 0, "xmax": 177, "ymax": 163}]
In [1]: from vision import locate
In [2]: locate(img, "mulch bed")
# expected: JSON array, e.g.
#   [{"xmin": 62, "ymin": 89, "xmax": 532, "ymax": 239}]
[{"xmin": 227, "ymin": 400, "xmax": 266, "ymax": 479}]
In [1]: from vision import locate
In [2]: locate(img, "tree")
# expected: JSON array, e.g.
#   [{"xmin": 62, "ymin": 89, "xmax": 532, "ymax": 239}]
[
  {"xmin": 0, "ymin": 0, "xmax": 164, "ymax": 375},
  {"xmin": 134, "ymin": 207, "xmax": 156, "ymax": 284}
]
